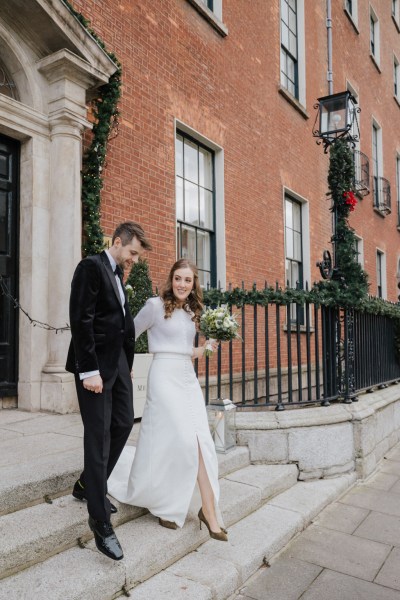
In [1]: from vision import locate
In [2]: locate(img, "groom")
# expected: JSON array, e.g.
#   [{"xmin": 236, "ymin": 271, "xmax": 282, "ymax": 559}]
[{"xmin": 66, "ymin": 221, "xmax": 152, "ymax": 560}]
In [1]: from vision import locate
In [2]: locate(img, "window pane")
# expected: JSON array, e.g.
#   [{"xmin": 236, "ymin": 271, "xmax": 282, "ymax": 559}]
[
  {"xmin": 285, "ymin": 200, "xmax": 293, "ymax": 228},
  {"xmin": 292, "ymin": 201, "xmax": 301, "ymax": 230},
  {"xmin": 293, "ymin": 231, "xmax": 302, "ymax": 260},
  {"xmin": 286, "ymin": 230, "xmax": 294, "ymax": 259},
  {"xmin": 184, "ymin": 180, "xmax": 199, "ymax": 225},
  {"xmin": 199, "ymin": 147, "xmax": 213, "ymax": 190},
  {"xmin": 289, "ymin": 32, "xmax": 297, "ymax": 58},
  {"xmin": 281, "ymin": 0, "xmax": 289, "ymax": 25},
  {"xmin": 198, "ymin": 270, "xmax": 210, "ymax": 289},
  {"xmin": 197, "ymin": 230, "xmax": 210, "ymax": 270},
  {"xmin": 175, "ymin": 134, "xmax": 183, "ymax": 177},
  {"xmin": 281, "ymin": 23, "xmax": 289, "ymax": 48},
  {"xmin": 199, "ymin": 188, "xmax": 214, "ymax": 229},
  {"xmin": 181, "ymin": 225, "xmax": 196, "ymax": 263},
  {"xmin": 289, "ymin": 7, "xmax": 297, "ymax": 33},
  {"xmin": 176, "ymin": 177, "xmax": 184, "ymax": 220},
  {"xmin": 184, "ymin": 138, "xmax": 198, "ymax": 184},
  {"xmin": 287, "ymin": 55, "xmax": 295, "ymax": 82},
  {"xmin": 176, "ymin": 224, "xmax": 181, "ymax": 257}
]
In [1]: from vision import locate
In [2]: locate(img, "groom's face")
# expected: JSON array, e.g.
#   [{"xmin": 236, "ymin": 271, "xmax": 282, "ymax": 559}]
[{"xmin": 114, "ymin": 236, "xmax": 144, "ymax": 270}]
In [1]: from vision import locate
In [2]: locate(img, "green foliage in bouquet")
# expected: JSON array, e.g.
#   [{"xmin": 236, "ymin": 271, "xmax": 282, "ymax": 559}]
[{"xmin": 126, "ymin": 260, "xmax": 154, "ymax": 353}]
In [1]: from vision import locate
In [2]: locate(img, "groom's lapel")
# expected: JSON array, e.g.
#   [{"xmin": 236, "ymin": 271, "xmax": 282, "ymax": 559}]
[{"xmin": 100, "ymin": 252, "xmax": 124, "ymax": 314}]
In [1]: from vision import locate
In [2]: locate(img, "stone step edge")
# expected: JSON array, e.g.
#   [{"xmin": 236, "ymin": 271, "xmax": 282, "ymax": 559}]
[
  {"xmin": 0, "ymin": 446, "xmax": 251, "ymax": 517},
  {"xmin": 0, "ymin": 464, "xmax": 298, "ymax": 584}
]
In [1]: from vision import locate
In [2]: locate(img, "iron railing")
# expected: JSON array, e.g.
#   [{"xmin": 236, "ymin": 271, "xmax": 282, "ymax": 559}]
[
  {"xmin": 353, "ymin": 150, "xmax": 370, "ymax": 197},
  {"xmin": 372, "ymin": 176, "xmax": 391, "ymax": 214},
  {"xmin": 199, "ymin": 291, "xmax": 400, "ymax": 409}
]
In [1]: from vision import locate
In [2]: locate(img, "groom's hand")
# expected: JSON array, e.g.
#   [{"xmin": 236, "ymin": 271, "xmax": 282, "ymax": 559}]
[{"xmin": 83, "ymin": 374, "xmax": 103, "ymax": 394}]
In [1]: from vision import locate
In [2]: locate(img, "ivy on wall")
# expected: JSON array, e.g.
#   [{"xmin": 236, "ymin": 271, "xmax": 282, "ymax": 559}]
[{"xmin": 63, "ymin": 0, "xmax": 122, "ymax": 256}]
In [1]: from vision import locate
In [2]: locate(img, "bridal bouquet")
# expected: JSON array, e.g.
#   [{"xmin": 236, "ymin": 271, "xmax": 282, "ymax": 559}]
[{"xmin": 200, "ymin": 305, "xmax": 240, "ymax": 356}]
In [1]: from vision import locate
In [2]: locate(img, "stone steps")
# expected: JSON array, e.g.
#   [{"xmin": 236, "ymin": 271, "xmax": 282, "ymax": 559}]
[
  {"xmin": 0, "ymin": 446, "xmax": 250, "ymax": 579},
  {"xmin": 0, "ymin": 460, "xmax": 299, "ymax": 597},
  {"xmin": 0, "ymin": 470, "xmax": 356, "ymax": 600}
]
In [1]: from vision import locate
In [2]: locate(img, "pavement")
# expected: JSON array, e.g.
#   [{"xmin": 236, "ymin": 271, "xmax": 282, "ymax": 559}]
[{"xmin": 233, "ymin": 442, "xmax": 400, "ymax": 600}]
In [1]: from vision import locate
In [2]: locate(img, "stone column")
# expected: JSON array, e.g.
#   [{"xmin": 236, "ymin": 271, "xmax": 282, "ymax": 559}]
[{"xmin": 37, "ymin": 50, "xmax": 107, "ymax": 413}]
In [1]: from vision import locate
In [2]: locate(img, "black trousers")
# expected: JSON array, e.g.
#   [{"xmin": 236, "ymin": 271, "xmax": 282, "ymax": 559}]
[{"xmin": 75, "ymin": 348, "xmax": 134, "ymax": 522}]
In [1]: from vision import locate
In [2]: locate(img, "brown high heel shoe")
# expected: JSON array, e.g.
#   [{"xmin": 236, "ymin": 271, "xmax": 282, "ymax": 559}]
[
  {"xmin": 158, "ymin": 517, "xmax": 178, "ymax": 530},
  {"xmin": 198, "ymin": 508, "xmax": 228, "ymax": 542}
]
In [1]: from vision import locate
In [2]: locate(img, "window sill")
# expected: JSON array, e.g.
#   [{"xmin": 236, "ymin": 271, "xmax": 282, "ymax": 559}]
[
  {"xmin": 278, "ymin": 85, "xmax": 309, "ymax": 119},
  {"xmin": 186, "ymin": 0, "xmax": 228, "ymax": 37},
  {"xmin": 283, "ymin": 324, "xmax": 315, "ymax": 334},
  {"xmin": 392, "ymin": 14, "xmax": 400, "ymax": 33},
  {"xmin": 344, "ymin": 8, "xmax": 359, "ymax": 34},
  {"xmin": 395, "ymin": 94, "xmax": 400, "ymax": 108},
  {"xmin": 373, "ymin": 206, "xmax": 390, "ymax": 218},
  {"xmin": 370, "ymin": 53, "xmax": 382, "ymax": 73}
]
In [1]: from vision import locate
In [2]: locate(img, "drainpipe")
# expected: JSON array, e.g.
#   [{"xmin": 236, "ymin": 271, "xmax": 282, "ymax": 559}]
[{"xmin": 326, "ymin": 0, "xmax": 333, "ymax": 94}]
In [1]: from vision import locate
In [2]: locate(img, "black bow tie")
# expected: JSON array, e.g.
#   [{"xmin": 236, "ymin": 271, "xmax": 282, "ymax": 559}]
[{"xmin": 114, "ymin": 265, "xmax": 123, "ymax": 279}]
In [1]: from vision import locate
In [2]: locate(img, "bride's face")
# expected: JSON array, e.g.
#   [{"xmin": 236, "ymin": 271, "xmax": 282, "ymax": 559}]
[{"xmin": 172, "ymin": 267, "xmax": 194, "ymax": 306}]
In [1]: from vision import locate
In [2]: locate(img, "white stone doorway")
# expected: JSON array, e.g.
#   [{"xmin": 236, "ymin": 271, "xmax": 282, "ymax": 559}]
[{"xmin": 0, "ymin": 0, "xmax": 117, "ymax": 412}]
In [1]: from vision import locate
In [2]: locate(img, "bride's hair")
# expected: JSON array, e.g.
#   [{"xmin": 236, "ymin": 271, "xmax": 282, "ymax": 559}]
[{"xmin": 162, "ymin": 259, "xmax": 203, "ymax": 321}]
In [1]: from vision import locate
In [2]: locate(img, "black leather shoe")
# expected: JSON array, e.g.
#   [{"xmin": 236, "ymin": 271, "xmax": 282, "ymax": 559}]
[
  {"xmin": 88, "ymin": 517, "xmax": 123, "ymax": 561},
  {"xmin": 72, "ymin": 480, "xmax": 118, "ymax": 514}
]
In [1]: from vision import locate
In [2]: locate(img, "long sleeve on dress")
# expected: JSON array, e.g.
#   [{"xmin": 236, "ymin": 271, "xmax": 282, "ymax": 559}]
[{"xmin": 134, "ymin": 298, "xmax": 156, "ymax": 339}]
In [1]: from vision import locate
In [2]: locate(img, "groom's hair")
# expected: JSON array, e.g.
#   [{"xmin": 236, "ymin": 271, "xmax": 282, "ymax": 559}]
[{"xmin": 112, "ymin": 221, "xmax": 152, "ymax": 251}]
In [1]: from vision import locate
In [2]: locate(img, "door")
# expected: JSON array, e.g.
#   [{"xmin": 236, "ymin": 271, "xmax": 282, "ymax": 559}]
[{"xmin": 0, "ymin": 135, "xmax": 19, "ymax": 397}]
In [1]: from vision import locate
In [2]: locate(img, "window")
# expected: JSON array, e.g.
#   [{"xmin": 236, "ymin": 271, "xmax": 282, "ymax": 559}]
[
  {"xmin": 397, "ymin": 155, "xmax": 400, "ymax": 226},
  {"xmin": 175, "ymin": 131, "xmax": 216, "ymax": 288},
  {"xmin": 199, "ymin": 0, "xmax": 223, "ymax": 21},
  {"xmin": 285, "ymin": 196, "xmax": 303, "ymax": 289},
  {"xmin": 370, "ymin": 8, "xmax": 380, "ymax": 66},
  {"xmin": 393, "ymin": 0, "xmax": 400, "ymax": 26},
  {"xmin": 354, "ymin": 235, "xmax": 364, "ymax": 267},
  {"xmin": 395, "ymin": 55, "xmax": 400, "ymax": 100},
  {"xmin": 376, "ymin": 250, "xmax": 386, "ymax": 298},
  {"xmin": 280, "ymin": 0, "xmax": 298, "ymax": 98},
  {"xmin": 345, "ymin": 0, "xmax": 358, "ymax": 25},
  {"xmin": 372, "ymin": 122, "xmax": 383, "ymax": 209}
]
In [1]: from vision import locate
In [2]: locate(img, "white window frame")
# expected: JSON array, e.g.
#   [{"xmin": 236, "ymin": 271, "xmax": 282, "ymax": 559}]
[
  {"xmin": 369, "ymin": 5, "xmax": 380, "ymax": 68},
  {"xmin": 199, "ymin": 0, "xmax": 222, "ymax": 21},
  {"xmin": 376, "ymin": 249, "xmax": 387, "ymax": 299},
  {"xmin": 283, "ymin": 187, "xmax": 310, "ymax": 289},
  {"xmin": 279, "ymin": 0, "xmax": 306, "ymax": 107},
  {"xmin": 174, "ymin": 119, "xmax": 226, "ymax": 289},
  {"xmin": 393, "ymin": 0, "xmax": 400, "ymax": 30},
  {"xmin": 394, "ymin": 54, "xmax": 400, "ymax": 103},
  {"xmin": 344, "ymin": 0, "xmax": 359, "ymax": 29},
  {"xmin": 372, "ymin": 118, "xmax": 384, "ymax": 211},
  {"xmin": 354, "ymin": 234, "xmax": 364, "ymax": 267}
]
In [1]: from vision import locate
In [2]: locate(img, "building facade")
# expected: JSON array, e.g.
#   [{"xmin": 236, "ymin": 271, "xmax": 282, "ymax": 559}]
[{"xmin": 0, "ymin": 0, "xmax": 399, "ymax": 411}]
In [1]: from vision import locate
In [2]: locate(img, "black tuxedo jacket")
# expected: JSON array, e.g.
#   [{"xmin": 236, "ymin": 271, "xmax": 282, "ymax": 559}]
[{"xmin": 65, "ymin": 252, "xmax": 135, "ymax": 381}]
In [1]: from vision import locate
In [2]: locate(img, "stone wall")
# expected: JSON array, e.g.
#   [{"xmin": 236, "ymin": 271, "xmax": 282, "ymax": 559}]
[{"xmin": 236, "ymin": 384, "xmax": 400, "ymax": 481}]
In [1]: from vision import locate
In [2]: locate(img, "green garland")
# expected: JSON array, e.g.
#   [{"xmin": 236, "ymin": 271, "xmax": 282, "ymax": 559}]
[
  {"xmin": 322, "ymin": 139, "xmax": 369, "ymax": 304},
  {"xmin": 62, "ymin": 1, "xmax": 122, "ymax": 256},
  {"xmin": 203, "ymin": 284, "xmax": 400, "ymax": 319}
]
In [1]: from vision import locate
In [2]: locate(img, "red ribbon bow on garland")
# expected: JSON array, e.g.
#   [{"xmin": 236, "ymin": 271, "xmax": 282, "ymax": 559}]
[{"xmin": 343, "ymin": 191, "xmax": 357, "ymax": 212}]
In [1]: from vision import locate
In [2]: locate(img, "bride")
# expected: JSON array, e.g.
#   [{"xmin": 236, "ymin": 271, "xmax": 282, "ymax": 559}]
[{"xmin": 108, "ymin": 259, "xmax": 227, "ymax": 541}]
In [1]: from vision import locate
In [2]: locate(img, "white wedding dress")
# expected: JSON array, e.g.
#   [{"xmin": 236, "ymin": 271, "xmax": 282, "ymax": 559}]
[{"xmin": 107, "ymin": 296, "xmax": 223, "ymax": 528}]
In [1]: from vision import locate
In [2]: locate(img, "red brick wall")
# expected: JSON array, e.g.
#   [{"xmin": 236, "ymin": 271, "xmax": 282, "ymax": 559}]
[{"xmin": 71, "ymin": 0, "xmax": 400, "ymax": 299}]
